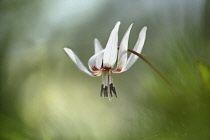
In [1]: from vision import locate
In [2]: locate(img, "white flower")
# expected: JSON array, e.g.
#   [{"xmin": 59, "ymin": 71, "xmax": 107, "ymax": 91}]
[{"xmin": 64, "ymin": 21, "xmax": 147, "ymax": 98}]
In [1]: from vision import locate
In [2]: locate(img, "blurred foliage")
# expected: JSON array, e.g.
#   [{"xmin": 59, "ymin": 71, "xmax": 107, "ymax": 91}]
[
  {"xmin": 197, "ymin": 61, "xmax": 210, "ymax": 92},
  {"xmin": 0, "ymin": 0, "xmax": 210, "ymax": 140}
]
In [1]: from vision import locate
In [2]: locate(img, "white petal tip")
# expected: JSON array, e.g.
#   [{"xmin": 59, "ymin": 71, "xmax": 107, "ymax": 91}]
[
  {"xmin": 64, "ymin": 47, "xmax": 70, "ymax": 52},
  {"xmin": 94, "ymin": 38, "xmax": 99, "ymax": 43},
  {"xmin": 139, "ymin": 26, "xmax": 147, "ymax": 37},
  {"xmin": 142, "ymin": 26, "xmax": 147, "ymax": 31},
  {"xmin": 64, "ymin": 48, "xmax": 74, "ymax": 55},
  {"xmin": 115, "ymin": 21, "xmax": 121, "ymax": 26},
  {"xmin": 128, "ymin": 23, "xmax": 134, "ymax": 30}
]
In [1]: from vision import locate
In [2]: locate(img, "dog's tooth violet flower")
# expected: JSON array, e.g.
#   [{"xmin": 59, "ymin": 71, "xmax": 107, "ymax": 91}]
[{"xmin": 64, "ymin": 21, "xmax": 147, "ymax": 98}]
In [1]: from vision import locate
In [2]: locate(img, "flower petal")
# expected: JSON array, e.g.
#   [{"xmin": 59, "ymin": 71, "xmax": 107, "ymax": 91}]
[
  {"xmin": 113, "ymin": 23, "xmax": 133, "ymax": 73},
  {"xmin": 103, "ymin": 21, "xmax": 121, "ymax": 68},
  {"xmin": 124, "ymin": 26, "xmax": 147, "ymax": 71},
  {"xmin": 94, "ymin": 38, "xmax": 103, "ymax": 70},
  {"xmin": 64, "ymin": 48, "xmax": 93, "ymax": 76},
  {"xmin": 94, "ymin": 38, "xmax": 103, "ymax": 54},
  {"xmin": 88, "ymin": 50, "xmax": 104, "ymax": 72}
]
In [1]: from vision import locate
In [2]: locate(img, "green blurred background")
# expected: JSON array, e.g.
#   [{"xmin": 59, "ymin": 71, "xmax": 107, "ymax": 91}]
[{"xmin": 0, "ymin": 0, "xmax": 210, "ymax": 139}]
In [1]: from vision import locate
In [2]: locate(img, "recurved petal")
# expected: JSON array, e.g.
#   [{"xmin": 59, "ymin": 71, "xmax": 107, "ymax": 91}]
[
  {"xmin": 64, "ymin": 48, "xmax": 93, "ymax": 76},
  {"xmin": 124, "ymin": 26, "xmax": 147, "ymax": 71},
  {"xmin": 88, "ymin": 50, "xmax": 104, "ymax": 72},
  {"xmin": 113, "ymin": 23, "xmax": 133, "ymax": 73},
  {"xmin": 94, "ymin": 38, "xmax": 103, "ymax": 54},
  {"xmin": 94, "ymin": 38, "xmax": 103, "ymax": 69},
  {"xmin": 103, "ymin": 21, "xmax": 121, "ymax": 68}
]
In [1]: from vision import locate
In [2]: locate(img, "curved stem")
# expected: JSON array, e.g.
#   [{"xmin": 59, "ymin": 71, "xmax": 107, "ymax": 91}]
[{"xmin": 127, "ymin": 49, "xmax": 175, "ymax": 88}]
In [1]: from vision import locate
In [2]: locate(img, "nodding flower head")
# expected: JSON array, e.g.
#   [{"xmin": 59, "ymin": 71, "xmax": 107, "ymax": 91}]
[{"xmin": 64, "ymin": 21, "xmax": 147, "ymax": 99}]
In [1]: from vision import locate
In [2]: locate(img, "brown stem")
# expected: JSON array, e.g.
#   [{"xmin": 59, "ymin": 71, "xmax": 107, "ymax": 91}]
[{"xmin": 127, "ymin": 49, "xmax": 174, "ymax": 88}]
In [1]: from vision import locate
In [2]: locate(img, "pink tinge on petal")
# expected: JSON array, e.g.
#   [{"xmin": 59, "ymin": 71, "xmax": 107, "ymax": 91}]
[
  {"xmin": 92, "ymin": 71, "xmax": 102, "ymax": 76},
  {"xmin": 112, "ymin": 68, "xmax": 122, "ymax": 73},
  {"xmin": 91, "ymin": 66, "xmax": 101, "ymax": 72},
  {"xmin": 88, "ymin": 50, "xmax": 104, "ymax": 72},
  {"xmin": 102, "ymin": 66, "xmax": 113, "ymax": 71}
]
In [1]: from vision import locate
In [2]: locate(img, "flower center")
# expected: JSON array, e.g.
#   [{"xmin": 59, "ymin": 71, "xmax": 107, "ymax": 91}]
[{"xmin": 100, "ymin": 69, "xmax": 117, "ymax": 98}]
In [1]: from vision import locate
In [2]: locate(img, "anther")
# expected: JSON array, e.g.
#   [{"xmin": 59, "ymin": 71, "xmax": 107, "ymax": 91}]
[
  {"xmin": 104, "ymin": 86, "xmax": 108, "ymax": 97},
  {"xmin": 110, "ymin": 83, "xmax": 117, "ymax": 97},
  {"xmin": 109, "ymin": 84, "xmax": 113, "ymax": 97},
  {"xmin": 113, "ymin": 87, "xmax": 117, "ymax": 97},
  {"xmin": 100, "ymin": 84, "xmax": 104, "ymax": 97}
]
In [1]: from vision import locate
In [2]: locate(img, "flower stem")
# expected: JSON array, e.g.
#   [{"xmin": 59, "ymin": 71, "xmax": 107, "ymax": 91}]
[{"xmin": 127, "ymin": 49, "xmax": 175, "ymax": 88}]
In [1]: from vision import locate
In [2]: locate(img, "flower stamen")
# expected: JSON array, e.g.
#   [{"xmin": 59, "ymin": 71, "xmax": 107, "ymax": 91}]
[
  {"xmin": 110, "ymin": 83, "xmax": 117, "ymax": 97},
  {"xmin": 100, "ymin": 84, "xmax": 104, "ymax": 97},
  {"xmin": 100, "ymin": 69, "xmax": 117, "ymax": 98}
]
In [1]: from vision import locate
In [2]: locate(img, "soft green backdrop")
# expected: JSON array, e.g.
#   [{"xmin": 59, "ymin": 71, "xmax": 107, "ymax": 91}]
[{"xmin": 0, "ymin": 0, "xmax": 210, "ymax": 139}]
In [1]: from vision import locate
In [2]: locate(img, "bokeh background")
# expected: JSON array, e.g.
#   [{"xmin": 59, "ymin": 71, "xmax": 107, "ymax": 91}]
[{"xmin": 1, "ymin": 0, "xmax": 210, "ymax": 139}]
